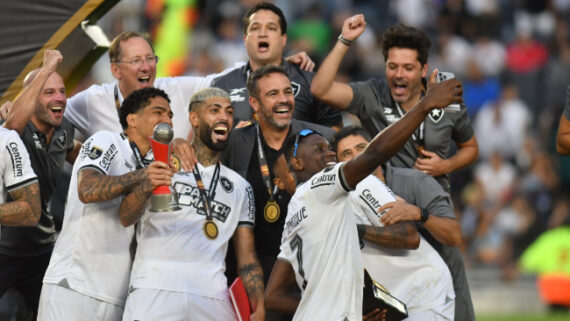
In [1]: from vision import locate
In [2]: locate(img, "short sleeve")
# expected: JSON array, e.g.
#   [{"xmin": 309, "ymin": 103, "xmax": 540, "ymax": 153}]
[
  {"xmin": 451, "ymin": 104, "xmax": 474, "ymax": 144},
  {"xmin": 2, "ymin": 129, "xmax": 37, "ymax": 191},
  {"xmin": 415, "ymin": 173, "xmax": 455, "ymax": 219},
  {"xmin": 350, "ymin": 175, "xmax": 397, "ymax": 226},
  {"xmin": 237, "ymin": 183, "xmax": 256, "ymax": 227},
  {"xmin": 65, "ymin": 90, "xmax": 90, "ymax": 139},
  {"xmin": 306, "ymin": 162, "xmax": 351, "ymax": 206},
  {"xmin": 76, "ymin": 131, "xmax": 122, "ymax": 175}
]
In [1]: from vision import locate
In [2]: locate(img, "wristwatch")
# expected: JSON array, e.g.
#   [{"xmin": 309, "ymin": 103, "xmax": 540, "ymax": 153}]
[{"xmin": 420, "ymin": 208, "xmax": 430, "ymax": 223}]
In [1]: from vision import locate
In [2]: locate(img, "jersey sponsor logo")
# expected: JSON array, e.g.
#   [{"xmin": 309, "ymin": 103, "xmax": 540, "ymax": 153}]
[
  {"xmin": 229, "ymin": 87, "xmax": 247, "ymax": 102},
  {"xmin": 220, "ymin": 176, "xmax": 233, "ymax": 192},
  {"xmin": 359, "ymin": 188, "xmax": 395, "ymax": 218},
  {"xmin": 7, "ymin": 142, "xmax": 24, "ymax": 178},
  {"xmin": 386, "ymin": 114, "xmax": 400, "ymax": 123},
  {"xmin": 291, "ymin": 81, "xmax": 301, "ymax": 97},
  {"xmin": 56, "ymin": 131, "xmax": 67, "ymax": 149},
  {"xmin": 173, "ymin": 182, "xmax": 231, "ymax": 222},
  {"xmin": 310, "ymin": 172, "xmax": 336, "ymax": 188},
  {"xmin": 283, "ymin": 206, "xmax": 308, "ymax": 237},
  {"xmin": 98, "ymin": 144, "xmax": 118, "ymax": 171},
  {"xmin": 428, "ymin": 109, "xmax": 444, "ymax": 123}
]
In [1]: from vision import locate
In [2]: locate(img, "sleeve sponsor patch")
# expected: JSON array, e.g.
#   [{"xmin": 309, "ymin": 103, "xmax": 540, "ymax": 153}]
[
  {"xmin": 87, "ymin": 146, "xmax": 103, "ymax": 160},
  {"xmin": 6, "ymin": 142, "xmax": 24, "ymax": 178}
]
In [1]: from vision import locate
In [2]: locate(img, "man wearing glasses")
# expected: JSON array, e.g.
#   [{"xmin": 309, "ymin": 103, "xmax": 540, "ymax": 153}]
[{"xmin": 264, "ymin": 72, "xmax": 463, "ymax": 320}]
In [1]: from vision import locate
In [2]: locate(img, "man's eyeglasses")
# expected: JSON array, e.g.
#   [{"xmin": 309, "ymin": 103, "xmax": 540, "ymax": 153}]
[
  {"xmin": 114, "ymin": 55, "xmax": 159, "ymax": 68},
  {"xmin": 293, "ymin": 129, "xmax": 316, "ymax": 157}
]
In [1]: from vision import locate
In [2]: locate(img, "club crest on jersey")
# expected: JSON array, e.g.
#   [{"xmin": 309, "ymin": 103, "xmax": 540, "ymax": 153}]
[
  {"xmin": 56, "ymin": 131, "xmax": 67, "ymax": 149},
  {"xmin": 291, "ymin": 81, "xmax": 301, "ymax": 97},
  {"xmin": 220, "ymin": 177, "xmax": 233, "ymax": 192},
  {"xmin": 428, "ymin": 109, "xmax": 444, "ymax": 123},
  {"xmin": 87, "ymin": 146, "xmax": 103, "ymax": 160},
  {"xmin": 229, "ymin": 88, "xmax": 247, "ymax": 102}
]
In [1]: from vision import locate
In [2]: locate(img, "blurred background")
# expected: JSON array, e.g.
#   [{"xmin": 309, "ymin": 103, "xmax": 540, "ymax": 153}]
[{"xmin": 3, "ymin": 0, "xmax": 570, "ymax": 320}]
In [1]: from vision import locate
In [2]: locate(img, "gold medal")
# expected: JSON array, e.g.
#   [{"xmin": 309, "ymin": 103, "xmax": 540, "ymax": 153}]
[
  {"xmin": 264, "ymin": 200, "xmax": 280, "ymax": 223},
  {"xmin": 203, "ymin": 220, "xmax": 218, "ymax": 240},
  {"xmin": 171, "ymin": 154, "xmax": 181, "ymax": 172}
]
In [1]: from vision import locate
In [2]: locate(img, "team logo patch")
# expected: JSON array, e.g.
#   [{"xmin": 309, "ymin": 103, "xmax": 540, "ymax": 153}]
[
  {"xmin": 56, "ymin": 131, "xmax": 67, "ymax": 149},
  {"xmin": 87, "ymin": 146, "xmax": 103, "ymax": 160},
  {"xmin": 428, "ymin": 109, "xmax": 444, "ymax": 123},
  {"xmin": 229, "ymin": 87, "xmax": 247, "ymax": 102},
  {"xmin": 220, "ymin": 177, "xmax": 233, "ymax": 192},
  {"xmin": 291, "ymin": 81, "xmax": 301, "ymax": 97}
]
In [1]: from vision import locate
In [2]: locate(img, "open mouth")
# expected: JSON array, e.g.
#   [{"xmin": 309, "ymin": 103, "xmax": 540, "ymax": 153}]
[
  {"xmin": 274, "ymin": 103, "xmax": 292, "ymax": 115},
  {"xmin": 258, "ymin": 41, "xmax": 269, "ymax": 51},
  {"xmin": 213, "ymin": 123, "xmax": 229, "ymax": 139},
  {"xmin": 50, "ymin": 105, "xmax": 64, "ymax": 114},
  {"xmin": 138, "ymin": 75, "xmax": 151, "ymax": 84},
  {"xmin": 392, "ymin": 83, "xmax": 407, "ymax": 95}
]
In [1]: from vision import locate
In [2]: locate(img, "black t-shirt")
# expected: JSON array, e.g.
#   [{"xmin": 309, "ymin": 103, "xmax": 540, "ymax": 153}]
[
  {"xmin": 245, "ymin": 137, "xmax": 291, "ymax": 258},
  {"xmin": 0, "ymin": 119, "xmax": 74, "ymax": 256}
]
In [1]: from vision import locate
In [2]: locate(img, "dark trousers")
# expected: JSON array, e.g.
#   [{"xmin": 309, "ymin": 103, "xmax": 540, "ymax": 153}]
[{"xmin": 0, "ymin": 251, "xmax": 52, "ymax": 320}]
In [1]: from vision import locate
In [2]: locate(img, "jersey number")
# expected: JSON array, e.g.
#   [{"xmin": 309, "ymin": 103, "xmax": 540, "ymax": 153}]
[{"xmin": 290, "ymin": 235, "xmax": 308, "ymax": 289}]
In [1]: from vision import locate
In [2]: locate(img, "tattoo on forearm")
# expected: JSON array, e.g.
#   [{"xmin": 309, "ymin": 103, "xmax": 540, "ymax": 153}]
[
  {"xmin": 0, "ymin": 183, "xmax": 40, "ymax": 226},
  {"xmin": 79, "ymin": 168, "xmax": 145, "ymax": 203},
  {"xmin": 238, "ymin": 262, "xmax": 265, "ymax": 304},
  {"xmin": 119, "ymin": 182, "xmax": 153, "ymax": 226},
  {"xmin": 360, "ymin": 223, "xmax": 416, "ymax": 249}
]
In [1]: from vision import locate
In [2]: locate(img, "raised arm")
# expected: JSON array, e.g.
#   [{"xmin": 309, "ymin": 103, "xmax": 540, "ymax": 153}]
[
  {"xmin": 233, "ymin": 226, "xmax": 265, "ymax": 321},
  {"xmin": 265, "ymin": 259, "xmax": 300, "ymax": 314},
  {"xmin": 342, "ymin": 72, "xmax": 463, "ymax": 189},
  {"xmin": 357, "ymin": 222, "xmax": 419, "ymax": 249},
  {"xmin": 310, "ymin": 14, "xmax": 366, "ymax": 109},
  {"xmin": 118, "ymin": 161, "xmax": 173, "ymax": 227},
  {"xmin": 0, "ymin": 182, "xmax": 41, "ymax": 227},
  {"xmin": 3, "ymin": 50, "xmax": 62, "ymax": 134}
]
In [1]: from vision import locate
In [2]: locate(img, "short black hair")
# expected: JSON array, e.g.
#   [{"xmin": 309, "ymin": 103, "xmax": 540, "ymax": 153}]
[
  {"xmin": 120, "ymin": 87, "xmax": 170, "ymax": 129},
  {"xmin": 246, "ymin": 64, "xmax": 289, "ymax": 99},
  {"xmin": 331, "ymin": 125, "xmax": 371, "ymax": 153},
  {"xmin": 243, "ymin": 2, "xmax": 287, "ymax": 35},
  {"xmin": 381, "ymin": 24, "xmax": 431, "ymax": 67}
]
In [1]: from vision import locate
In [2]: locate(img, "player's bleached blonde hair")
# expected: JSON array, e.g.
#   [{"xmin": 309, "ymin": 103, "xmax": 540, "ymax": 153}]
[{"xmin": 188, "ymin": 87, "xmax": 230, "ymax": 112}]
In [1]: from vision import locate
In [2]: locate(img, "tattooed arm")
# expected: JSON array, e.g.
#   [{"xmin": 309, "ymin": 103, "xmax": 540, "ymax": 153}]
[
  {"xmin": 265, "ymin": 259, "xmax": 300, "ymax": 313},
  {"xmin": 118, "ymin": 161, "xmax": 173, "ymax": 227},
  {"xmin": 357, "ymin": 222, "xmax": 420, "ymax": 250},
  {"xmin": 77, "ymin": 167, "xmax": 145, "ymax": 204},
  {"xmin": 0, "ymin": 181, "xmax": 41, "ymax": 226},
  {"xmin": 233, "ymin": 226, "xmax": 265, "ymax": 321}
]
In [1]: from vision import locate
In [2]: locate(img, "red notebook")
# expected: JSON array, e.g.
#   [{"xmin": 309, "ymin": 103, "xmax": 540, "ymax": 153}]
[{"xmin": 229, "ymin": 277, "xmax": 251, "ymax": 321}]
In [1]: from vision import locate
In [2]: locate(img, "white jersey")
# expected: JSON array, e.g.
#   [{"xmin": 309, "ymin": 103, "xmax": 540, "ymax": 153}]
[
  {"xmin": 129, "ymin": 163, "xmax": 255, "ymax": 300},
  {"xmin": 278, "ymin": 163, "xmax": 362, "ymax": 321},
  {"xmin": 0, "ymin": 127, "xmax": 37, "ymax": 220},
  {"xmin": 43, "ymin": 131, "xmax": 138, "ymax": 306},
  {"xmin": 350, "ymin": 175, "xmax": 455, "ymax": 315},
  {"xmin": 65, "ymin": 65, "xmax": 242, "ymax": 141}
]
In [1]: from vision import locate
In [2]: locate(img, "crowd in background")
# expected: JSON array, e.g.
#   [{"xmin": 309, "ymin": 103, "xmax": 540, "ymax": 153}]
[{"xmin": 81, "ymin": 0, "xmax": 570, "ymax": 281}]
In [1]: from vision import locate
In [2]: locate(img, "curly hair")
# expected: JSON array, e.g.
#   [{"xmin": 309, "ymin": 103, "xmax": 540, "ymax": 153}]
[
  {"xmin": 381, "ymin": 24, "xmax": 431, "ymax": 66},
  {"xmin": 120, "ymin": 87, "xmax": 170, "ymax": 129}
]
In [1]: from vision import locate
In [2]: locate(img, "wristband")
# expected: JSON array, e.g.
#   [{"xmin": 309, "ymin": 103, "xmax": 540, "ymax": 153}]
[
  {"xmin": 338, "ymin": 34, "xmax": 354, "ymax": 46},
  {"xmin": 420, "ymin": 208, "xmax": 430, "ymax": 223}
]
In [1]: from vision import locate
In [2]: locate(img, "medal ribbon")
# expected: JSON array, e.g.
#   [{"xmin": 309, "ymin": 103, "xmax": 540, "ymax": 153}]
[
  {"xmin": 192, "ymin": 163, "xmax": 221, "ymax": 221},
  {"xmin": 256, "ymin": 124, "xmax": 278, "ymax": 200}
]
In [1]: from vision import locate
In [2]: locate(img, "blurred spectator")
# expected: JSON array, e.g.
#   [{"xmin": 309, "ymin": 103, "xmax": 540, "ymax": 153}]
[{"xmin": 462, "ymin": 59, "xmax": 501, "ymax": 117}]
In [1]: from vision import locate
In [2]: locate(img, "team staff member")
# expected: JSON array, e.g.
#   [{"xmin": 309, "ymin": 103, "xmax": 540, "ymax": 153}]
[
  {"xmin": 38, "ymin": 88, "xmax": 174, "ymax": 321},
  {"xmin": 212, "ymin": 2, "xmax": 342, "ymax": 129},
  {"xmin": 310, "ymin": 15, "xmax": 476, "ymax": 321},
  {"xmin": 332, "ymin": 125, "xmax": 458, "ymax": 320},
  {"xmin": 1, "ymin": 49, "xmax": 79, "ymax": 319},
  {"xmin": 0, "ymin": 127, "xmax": 40, "ymax": 228},
  {"xmin": 221, "ymin": 65, "xmax": 333, "ymax": 291},
  {"xmin": 121, "ymin": 88, "xmax": 265, "ymax": 321},
  {"xmin": 556, "ymin": 85, "xmax": 570, "ymax": 155},
  {"xmin": 311, "ymin": 15, "xmax": 478, "ymax": 194},
  {"xmin": 265, "ymin": 71, "xmax": 463, "ymax": 320}
]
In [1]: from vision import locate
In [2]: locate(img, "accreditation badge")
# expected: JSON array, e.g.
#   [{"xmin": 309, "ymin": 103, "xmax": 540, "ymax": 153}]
[{"xmin": 264, "ymin": 200, "xmax": 280, "ymax": 223}]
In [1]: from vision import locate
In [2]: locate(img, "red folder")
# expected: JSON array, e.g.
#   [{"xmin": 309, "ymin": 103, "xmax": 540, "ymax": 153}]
[{"xmin": 229, "ymin": 277, "xmax": 251, "ymax": 321}]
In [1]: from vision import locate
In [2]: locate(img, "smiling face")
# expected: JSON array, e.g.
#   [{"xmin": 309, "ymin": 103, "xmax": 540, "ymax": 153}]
[
  {"xmin": 336, "ymin": 134, "xmax": 369, "ymax": 162},
  {"xmin": 294, "ymin": 134, "xmax": 337, "ymax": 177},
  {"xmin": 244, "ymin": 9, "xmax": 286, "ymax": 69},
  {"xmin": 385, "ymin": 47, "xmax": 427, "ymax": 110},
  {"xmin": 249, "ymin": 72, "xmax": 294, "ymax": 130},
  {"xmin": 190, "ymin": 96, "xmax": 234, "ymax": 151},
  {"xmin": 33, "ymin": 72, "xmax": 66, "ymax": 129},
  {"xmin": 111, "ymin": 37, "xmax": 157, "ymax": 98}
]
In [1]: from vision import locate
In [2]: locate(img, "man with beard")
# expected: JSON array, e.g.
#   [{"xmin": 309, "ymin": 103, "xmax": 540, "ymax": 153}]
[
  {"xmin": 310, "ymin": 15, "xmax": 476, "ymax": 321},
  {"xmin": 1, "ymin": 49, "xmax": 79, "ymax": 319},
  {"xmin": 212, "ymin": 2, "xmax": 342, "ymax": 129},
  {"xmin": 38, "ymin": 87, "xmax": 174, "ymax": 321},
  {"xmin": 120, "ymin": 88, "xmax": 265, "ymax": 321},
  {"xmin": 221, "ymin": 65, "xmax": 332, "ymax": 305}
]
